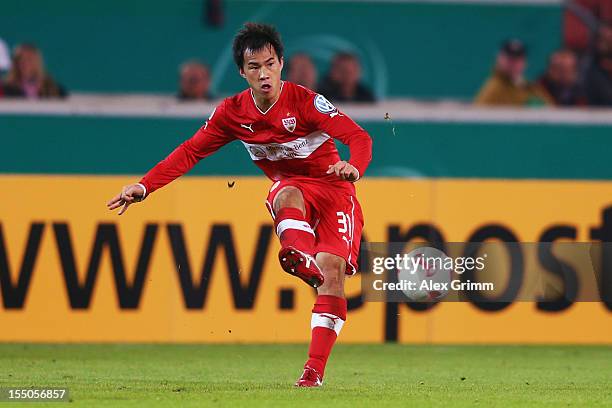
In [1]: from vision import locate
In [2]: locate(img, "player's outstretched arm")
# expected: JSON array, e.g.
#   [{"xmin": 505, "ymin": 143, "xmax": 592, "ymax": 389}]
[
  {"xmin": 106, "ymin": 101, "xmax": 233, "ymax": 216},
  {"xmin": 107, "ymin": 183, "xmax": 146, "ymax": 215}
]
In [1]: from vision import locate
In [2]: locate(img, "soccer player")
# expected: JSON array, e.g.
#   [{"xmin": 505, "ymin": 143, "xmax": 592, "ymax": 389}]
[{"xmin": 107, "ymin": 23, "xmax": 372, "ymax": 387}]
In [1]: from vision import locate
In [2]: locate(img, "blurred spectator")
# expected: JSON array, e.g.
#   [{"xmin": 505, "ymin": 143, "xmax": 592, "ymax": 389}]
[
  {"xmin": 178, "ymin": 60, "xmax": 212, "ymax": 101},
  {"xmin": 286, "ymin": 53, "xmax": 318, "ymax": 91},
  {"xmin": 475, "ymin": 39, "xmax": 552, "ymax": 106},
  {"xmin": 537, "ymin": 50, "xmax": 585, "ymax": 106},
  {"xmin": 3, "ymin": 44, "xmax": 67, "ymax": 99},
  {"xmin": 0, "ymin": 37, "xmax": 10, "ymax": 74},
  {"xmin": 564, "ymin": 0, "xmax": 612, "ymax": 53},
  {"xmin": 318, "ymin": 52, "xmax": 375, "ymax": 103},
  {"xmin": 0, "ymin": 38, "xmax": 8, "ymax": 98},
  {"xmin": 583, "ymin": 25, "xmax": 612, "ymax": 105}
]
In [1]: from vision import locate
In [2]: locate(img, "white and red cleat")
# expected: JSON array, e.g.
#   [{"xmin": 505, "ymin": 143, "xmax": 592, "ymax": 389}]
[
  {"xmin": 295, "ymin": 366, "xmax": 323, "ymax": 387},
  {"xmin": 279, "ymin": 246, "xmax": 324, "ymax": 288}
]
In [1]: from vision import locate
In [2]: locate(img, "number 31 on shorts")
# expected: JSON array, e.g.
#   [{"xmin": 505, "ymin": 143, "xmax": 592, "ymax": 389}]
[{"xmin": 337, "ymin": 211, "xmax": 352, "ymax": 246}]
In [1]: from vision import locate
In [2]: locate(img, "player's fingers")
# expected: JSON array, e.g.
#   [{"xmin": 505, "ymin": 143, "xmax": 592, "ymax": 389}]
[
  {"xmin": 107, "ymin": 194, "xmax": 122, "ymax": 207},
  {"xmin": 107, "ymin": 199, "xmax": 125, "ymax": 210},
  {"xmin": 127, "ymin": 186, "xmax": 142, "ymax": 196},
  {"xmin": 334, "ymin": 162, "xmax": 347, "ymax": 177},
  {"xmin": 118, "ymin": 202, "xmax": 131, "ymax": 215},
  {"xmin": 120, "ymin": 188, "xmax": 135, "ymax": 202},
  {"xmin": 341, "ymin": 164, "xmax": 354, "ymax": 176},
  {"xmin": 327, "ymin": 163, "xmax": 340, "ymax": 174},
  {"xmin": 339, "ymin": 162, "xmax": 355, "ymax": 180},
  {"xmin": 341, "ymin": 172, "xmax": 353, "ymax": 181},
  {"xmin": 108, "ymin": 193, "xmax": 125, "ymax": 209}
]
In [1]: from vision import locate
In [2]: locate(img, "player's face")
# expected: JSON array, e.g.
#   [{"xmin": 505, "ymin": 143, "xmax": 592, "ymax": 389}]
[{"xmin": 240, "ymin": 45, "xmax": 284, "ymax": 101}]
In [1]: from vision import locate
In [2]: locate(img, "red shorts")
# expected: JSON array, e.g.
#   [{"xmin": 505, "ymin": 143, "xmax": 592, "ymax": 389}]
[{"xmin": 265, "ymin": 177, "xmax": 364, "ymax": 275}]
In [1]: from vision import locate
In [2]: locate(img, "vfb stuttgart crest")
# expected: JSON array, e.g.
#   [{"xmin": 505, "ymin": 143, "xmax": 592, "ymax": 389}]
[{"xmin": 282, "ymin": 117, "xmax": 297, "ymax": 132}]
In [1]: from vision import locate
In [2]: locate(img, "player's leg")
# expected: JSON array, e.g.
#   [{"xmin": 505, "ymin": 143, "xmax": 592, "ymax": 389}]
[
  {"xmin": 272, "ymin": 186, "xmax": 324, "ymax": 287},
  {"xmin": 296, "ymin": 187, "xmax": 364, "ymax": 387},
  {"xmin": 296, "ymin": 252, "xmax": 347, "ymax": 387}
]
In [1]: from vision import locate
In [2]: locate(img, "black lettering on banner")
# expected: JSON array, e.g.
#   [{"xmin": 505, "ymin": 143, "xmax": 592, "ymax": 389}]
[
  {"xmin": 384, "ymin": 224, "xmax": 446, "ymax": 342},
  {"xmin": 52, "ymin": 223, "xmax": 158, "ymax": 309},
  {"xmin": 279, "ymin": 289, "xmax": 294, "ymax": 309},
  {"xmin": 0, "ymin": 223, "xmax": 45, "ymax": 309},
  {"xmin": 167, "ymin": 223, "xmax": 272, "ymax": 310},
  {"xmin": 590, "ymin": 206, "xmax": 612, "ymax": 310},
  {"xmin": 463, "ymin": 225, "xmax": 522, "ymax": 312},
  {"xmin": 537, "ymin": 226, "xmax": 578, "ymax": 312}
]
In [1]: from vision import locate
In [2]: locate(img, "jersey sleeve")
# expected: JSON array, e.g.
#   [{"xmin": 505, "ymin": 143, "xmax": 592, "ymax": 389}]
[
  {"xmin": 305, "ymin": 93, "xmax": 372, "ymax": 179},
  {"xmin": 139, "ymin": 100, "xmax": 234, "ymax": 195}
]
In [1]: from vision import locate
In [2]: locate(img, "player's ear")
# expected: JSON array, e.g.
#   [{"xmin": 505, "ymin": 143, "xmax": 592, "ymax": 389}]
[
  {"xmin": 239, "ymin": 67, "xmax": 247, "ymax": 79},
  {"xmin": 279, "ymin": 57, "xmax": 284, "ymax": 71}
]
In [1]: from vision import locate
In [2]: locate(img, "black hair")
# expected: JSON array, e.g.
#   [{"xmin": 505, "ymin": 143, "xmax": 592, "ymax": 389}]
[{"xmin": 232, "ymin": 23, "xmax": 284, "ymax": 69}]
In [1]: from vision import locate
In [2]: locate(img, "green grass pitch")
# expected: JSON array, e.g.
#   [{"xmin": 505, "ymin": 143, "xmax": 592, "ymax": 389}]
[{"xmin": 0, "ymin": 344, "xmax": 610, "ymax": 407}]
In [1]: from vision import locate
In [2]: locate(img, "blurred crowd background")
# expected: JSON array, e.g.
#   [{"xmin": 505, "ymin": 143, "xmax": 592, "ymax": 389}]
[{"xmin": 0, "ymin": 0, "xmax": 611, "ymax": 107}]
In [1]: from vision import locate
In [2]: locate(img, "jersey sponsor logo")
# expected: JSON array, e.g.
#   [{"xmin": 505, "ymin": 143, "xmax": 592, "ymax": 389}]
[
  {"xmin": 248, "ymin": 146, "xmax": 268, "ymax": 159},
  {"xmin": 282, "ymin": 117, "xmax": 297, "ymax": 132},
  {"xmin": 314, "ymin": 94, "xmax": 337, "ymax": 114},
  {"xmin": 241, "ymin": 131, "xmax": 330, "ymax": 161}
]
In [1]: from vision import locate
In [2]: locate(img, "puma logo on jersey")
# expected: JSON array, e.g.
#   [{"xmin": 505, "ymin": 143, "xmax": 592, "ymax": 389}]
[
  {"xmin": 342, "ymin": 236, "xmax": 350, "ymax": 246},
  {"xmin": 312, "ymin": 312, "xmax": 345, "ymax": 334},
  {"xmin": 240, "ymin": 123, "xmax": 254, "ymax": 133},
  {"xmin": 319, "ymin": 314, "xmax": 340, "ymax": 324}
]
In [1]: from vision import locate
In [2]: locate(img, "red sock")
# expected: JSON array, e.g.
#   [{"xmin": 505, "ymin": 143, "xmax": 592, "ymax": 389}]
[
  {"xmin": 306, "ymin": 295, "xmax": 347, "ymax": 377},
  {"xmin": 274, "ymin": 207, "xmax": 315, "ymax": 253}
]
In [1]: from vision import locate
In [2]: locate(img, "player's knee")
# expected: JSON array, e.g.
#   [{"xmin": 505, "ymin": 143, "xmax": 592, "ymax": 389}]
[
  {"xmin": 316, "ymin": 253, "xmax": 346, "ymax": 295},
  {"xmin": 273, "ymin": 186, "xmax": 305, "ymax": 214}
]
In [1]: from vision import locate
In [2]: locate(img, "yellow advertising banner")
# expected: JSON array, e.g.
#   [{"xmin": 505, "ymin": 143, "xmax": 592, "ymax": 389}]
[{"xmin": 0, "ymin": 175, "xmax": 610, "ymax": 343}]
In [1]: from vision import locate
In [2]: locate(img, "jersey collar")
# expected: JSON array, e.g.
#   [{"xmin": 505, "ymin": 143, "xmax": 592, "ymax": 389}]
[{"xmin": 250, "ymin": 80, "xmax": 284, "ymax": 115}]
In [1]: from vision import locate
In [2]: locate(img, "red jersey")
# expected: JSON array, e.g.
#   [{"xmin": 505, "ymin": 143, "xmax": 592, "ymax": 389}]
[{"xmin": 139, "ymin": 81, "xmax": 372, "ymax": 195}]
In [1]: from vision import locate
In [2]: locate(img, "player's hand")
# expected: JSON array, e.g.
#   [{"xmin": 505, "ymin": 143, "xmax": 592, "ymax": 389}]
[
  {"xmin": 106, "ymin": 184, "xmax": 146, "ymax": 215},
  {"xmin": 326, "ymin": 161, "xmax": 359, "ymax": 182}
]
